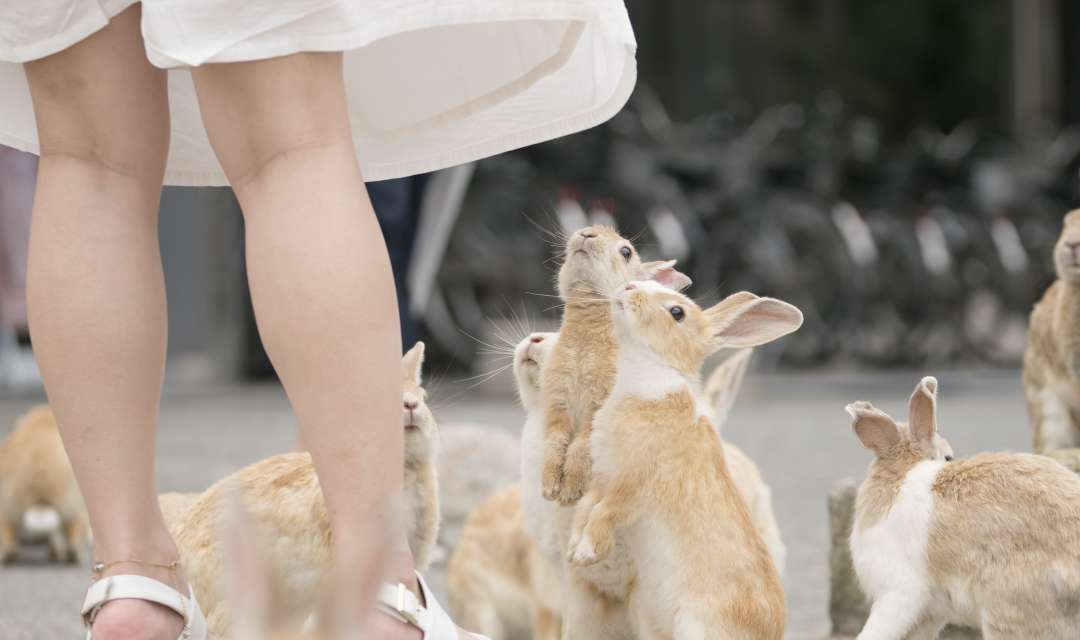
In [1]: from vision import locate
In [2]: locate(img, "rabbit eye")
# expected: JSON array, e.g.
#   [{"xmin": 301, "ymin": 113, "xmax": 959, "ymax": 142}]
[
  {"xmin": 619, "ymin": 246, "xmax": 632, "ymax": 261},
  {"xmin": 669, "ymin": 306, "xmax": 685, "ymax": 322},
  {"xmin": 944, "ymin": 455, "xmax": 953, "ymax": 462}
]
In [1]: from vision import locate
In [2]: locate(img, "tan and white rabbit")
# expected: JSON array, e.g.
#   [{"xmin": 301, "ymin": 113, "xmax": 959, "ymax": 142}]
[
  {"xmin": 567, "ymin": 282, "xmax": 799, "ymax": 640},
  {"xmin": 164, "ymin": 341, "xmax": 438, "ymax": 639},
  {"xmin": 849, "ymin": 376, "xmax": 1080, "ymax": 639},
  {"xmin": 444, "ymin": 331, "xmax": 567, "ymax": 640},
  {"xmin": 541, "ymin": 224, "xmax": 690, "ymax": 507},
  {"xmin": 217, "ymin": 490, "xmax": 398, "ymax": 640},
  {"xmin": 0, "ymin": 405, "xmax": 89, "ymax": 564},
  {"xmin": 447, "ymin": 483, "xmax": 561, "ymax": 640},
  {"xmin": 703, "ymin": 348, "xmax": 787, "ymax": 579},
  {"xmin": 1024, "ymin": 209, "xmax": 1080, "ymax": 452}
]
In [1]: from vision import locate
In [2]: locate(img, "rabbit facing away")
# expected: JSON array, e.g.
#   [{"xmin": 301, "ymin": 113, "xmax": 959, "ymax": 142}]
[
  {"xmin": 541, "ymin": 225, "xmax": 691, "ymax": 507},
  {"xmin": 162, "ymin": 341, "xmax": 438, "ymax": 639},
  {"xmin": 0, "ymin": 405, "xmax": 89, "ymax": 564},
  {"xmin": 849, "ymin": 377, "xmax": 1080, "ymax": 640},
  {"xmin": 447, "ymin": 483, "xmax": 561, "ymax": 640},
  {"xmin": 567, "ymin": 281, "xmax": 800, "ymax": 640},
  {"xmin": 1025, "ymin": 209, "xmax": 1080, "ymax": 452}
]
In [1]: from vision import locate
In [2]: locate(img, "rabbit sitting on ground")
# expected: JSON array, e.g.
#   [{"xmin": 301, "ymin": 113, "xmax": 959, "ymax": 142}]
[
  {"xmin": 447, "ymin": 483, "xmax": 561, "ymax": 640},
  {"xmin": 567, "ymin": 282, "xmax": 800, "ymax": 640},
  {"xmin": 446, "ymin": 330, "xmax": 562, "ymax": 640},
  {"xmin": 161, "ymin": 342, "xmax": 438, "ymax": 639},
  {"xmin": 1024, "ymin": 209, "xmax": 1080, "ymax": 452},
  {"xmin": 849, "ymin": 377, "xmax": 1080, "ymax": 640},
  {"xmin": 0, "ymin": 405, "xmax": 89, "ymax": 564}
]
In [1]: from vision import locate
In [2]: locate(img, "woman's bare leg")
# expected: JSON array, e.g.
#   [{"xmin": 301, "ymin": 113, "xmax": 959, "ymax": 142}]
[
  {"xmin": 23, "ymin": 6, "xmax": 183, "ymax": 640},
  {"xmin": 191, "ymin": 54, "xmax": 422, "ymax": 639}
]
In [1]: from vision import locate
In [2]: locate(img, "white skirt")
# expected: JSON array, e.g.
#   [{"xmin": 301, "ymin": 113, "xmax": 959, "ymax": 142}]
[{"xmin": 0, "ymin": 1, "xmax": 636, "ymax": 185}]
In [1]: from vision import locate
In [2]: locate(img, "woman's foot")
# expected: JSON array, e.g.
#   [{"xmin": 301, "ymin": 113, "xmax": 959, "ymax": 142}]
[
  {"xmin": 90, "ymin": 599, "xmax": 185, "ymax": 640},
  {"xmin": 87, "ymin": 557, "xmax": 187, "ymax": 640}
]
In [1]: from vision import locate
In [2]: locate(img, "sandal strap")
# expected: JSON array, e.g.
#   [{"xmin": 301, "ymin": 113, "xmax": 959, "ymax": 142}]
[
  {"xmin": 376, "ymin": 581, "xmax": 431, "ymax": 635},
  {"xmin": 82, "ymin": 575, "xmax": 207, "ymax": 640},
  {"xmin": 376, "ymin": 572, "xmax": 489, "ymax": 640}
]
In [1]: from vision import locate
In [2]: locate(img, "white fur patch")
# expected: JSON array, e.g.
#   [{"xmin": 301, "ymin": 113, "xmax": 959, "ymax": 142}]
[
  {"xmin": 520, "ymin": 405, "xmax": 565, "ymax": 565},
  {"xmin": 610, "ymin": 340, "xmax": 687, "ymax": 402},
  {"xmin": 851, "ymin": 460, "xmax": 944, "ymax": 605},
  {"xmin": 570, "ymin": 533, "xmax": 597, "ymax": 564},
  {"xmin": 1042, "ymin": 387, "xmax": 1079, "ymax": 450},
  {"xmin": 21, "ymin": 506, "xmax": 61, "ymax": 536},
  {"xmin": 673, "ymin": 613, "xmax": 707, "ymax": 640}
]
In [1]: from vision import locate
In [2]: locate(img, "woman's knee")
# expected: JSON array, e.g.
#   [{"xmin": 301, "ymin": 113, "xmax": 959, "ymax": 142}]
[
  {"xmin": 192, "ymin": 52, "xmax": 354, "ymax": 188},
  {"xmin": 24, "ymin": 6, "xmax": 169, "ymax": 182}
]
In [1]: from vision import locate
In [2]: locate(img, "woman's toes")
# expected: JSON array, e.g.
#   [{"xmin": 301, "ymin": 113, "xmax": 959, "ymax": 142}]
[{"xmin": 90, "ymin": 599, "xmax": 185, "ymax": 640}]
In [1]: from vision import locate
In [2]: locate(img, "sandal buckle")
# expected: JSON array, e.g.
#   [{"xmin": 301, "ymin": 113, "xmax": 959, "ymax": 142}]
[{"xmin": 395, "ymin": 583, "xmax": 420, "ymax": 626}]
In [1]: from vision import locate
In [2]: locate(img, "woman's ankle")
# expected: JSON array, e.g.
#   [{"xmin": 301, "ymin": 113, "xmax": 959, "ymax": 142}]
[{"xmin": 91, "ymin": 530, "xmax": 188, "ymax": 590}]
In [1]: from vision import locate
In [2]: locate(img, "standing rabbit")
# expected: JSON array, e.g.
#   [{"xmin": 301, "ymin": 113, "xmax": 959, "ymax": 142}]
[
  {"xmin": 445, "ymin": 331, "xmax": 562, "ymax": 640},
  {"xmin": 0, "ymin": 405, "xmax": 89, "ymax": 564},
  {"xmin": 540, "ymin": 225, "xmax": 691, "ymax": 507},
  {"xmin": 1024, "ymin": 209, "xmax": 1080, "ymax": 451},
  {"xmin": 568, "ymin": 281, "xmax": 800, "ymax": 640},
  {"xmin": 849, "ymin": 377, "xmax": 1080, "ymax": 639}
]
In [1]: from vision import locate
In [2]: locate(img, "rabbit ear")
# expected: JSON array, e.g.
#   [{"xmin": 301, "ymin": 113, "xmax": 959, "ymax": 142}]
[
  {"xmin": 219, "ymin": 490, "xmax": 273, "ymax": 640},
  {"xmin": 402, "ymin": 341, "xmax": 426, "ymax": 386},
  {"xmin": 908, "ymin": 376, "xmax": 939, "ymax": 448},
  {"xmin": 639, "ymin": 260, "xmax": 692, "ymax": 291},
  {"xmin": 707, "ymin": 296, "xmax": 803, "ymax": 350},
  {"xmin": 709, "ymin": 291, "xmax": 759, "ymax": 316},
  {"xmin": 847, "ymin": 401, "xmax": 901, "ymax": 456},
  {"xmin": 704, "ymin": 348, "xmax": 753, "ymax": 428},
  {"xmin": 320, "ymin": 497, "xmax": 402, "ymax": 639}
]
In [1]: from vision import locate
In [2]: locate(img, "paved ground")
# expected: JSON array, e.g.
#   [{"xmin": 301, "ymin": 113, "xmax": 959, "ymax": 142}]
[{"xmin": 0, "ymin": 367, "xmax": 1030, "ymax": 639}]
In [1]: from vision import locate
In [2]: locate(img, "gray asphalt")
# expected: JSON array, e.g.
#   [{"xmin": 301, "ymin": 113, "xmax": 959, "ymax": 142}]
[{"xmin": 0, "ymin": 368, "xmax": 1030, "ymax": 639}]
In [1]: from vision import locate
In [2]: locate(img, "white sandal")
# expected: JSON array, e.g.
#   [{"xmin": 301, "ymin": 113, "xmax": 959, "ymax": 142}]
[
  {"xmin": 81, "ymin": 574, "xmax": 208, "ymax": 640},
  {"xmin": 376, "ymin": 572, "xmax": 490, "ymax": 639}
]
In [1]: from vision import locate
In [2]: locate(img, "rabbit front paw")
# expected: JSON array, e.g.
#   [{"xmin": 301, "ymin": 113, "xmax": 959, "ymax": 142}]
[
  {"xmin": 568, "ymin": 533, "xmax": 600, "ymax": 566},
  {"xmin": 541, "ymin": 455, "xmax": 564, "ymax": 502},
  {"xmin": 558, "ymin": 441, "xmax": 591, "ymax": 505}
]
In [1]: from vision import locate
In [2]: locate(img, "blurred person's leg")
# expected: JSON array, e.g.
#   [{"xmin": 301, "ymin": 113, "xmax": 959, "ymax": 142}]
[
  {"xmin": 23, "ymin": 6, "xmax": 185, "ymax": 640},
  {"xmin": 0, "ymin": 146, "xmax": 42, "ymax": 388},
  {"xmin": 0, "ymin": 145, "xmax": 35, "ymax": 332},
  {"xmin": 191, "ymin": 52, "xmax": 430, "ymax": 639},
  {"xmin": 368, "ymin": 175, "xmax": 428, "ymax": 348}
]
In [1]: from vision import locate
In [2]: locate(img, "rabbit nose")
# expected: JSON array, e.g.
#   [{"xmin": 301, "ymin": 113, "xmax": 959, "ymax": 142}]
[
  {"xmin": 403, "ymin": 399, "xmax": 418, "ymax": 410},
  {"xmin": 625, "ymin": 283, "xmax": 636, "ymax": 291},
  {"xmin": 530, "ymin": 335, "xmax": 544, "ymax": 344},
  {"xmin": 580, "ymin": 230, "xmax": 597, "ymax": 239},
  {"xmin": 1067, "ymin": 241, "xmax": 1080, "ymax": 251}
]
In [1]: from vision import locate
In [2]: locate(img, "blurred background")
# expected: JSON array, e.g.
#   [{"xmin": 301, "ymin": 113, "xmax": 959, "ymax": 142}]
[
  {"xmin": 3, "ymin": 0, "xmax": 1077, "ymax": 389},
  {"xmin": 0, "ymin": 2, "xmax": 1077, "ymax": 638}
]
